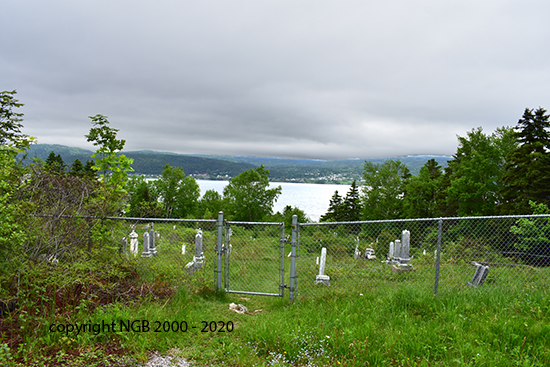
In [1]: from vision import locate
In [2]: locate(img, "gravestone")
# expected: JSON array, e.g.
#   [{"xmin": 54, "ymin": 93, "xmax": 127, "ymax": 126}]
[
  {"xmin": 354, "ymin": 238, "xmax": 361, "ymax": 259},
  {"xmin": 149, "ymin": 223, "xmax": 157, "ymax": 256},
  {"xmin": 387, "ymin": 241, "xmax": 395, "ymax": 262},
  {"xmin": 315, "ymin": 247, "xmax": 330, "ymax": 285},
  {"xmin": 141, "ymin": 228, "xmax": 152, "ymax": 257},
  {"xmin": 393, "ymin": 240, "xmax": 402, "ymax": 265},
  {"xmin": 120, "ymin": 237, "xmax": 127, "ymax": 255},
  {"xmin": 467, "ymin": 263, "xmax": 489, "ymax": 287},
  {"xmin": 185, "ymin": 229, "xmax": 205, "ymax": 272},
  {"xmin": 399, "ymin": 230, "xmax": 411, "ymax": 265},
  {"xmin": 129, "ymin": 228, "xmax": 139, "ymax": 256},
  {"xmin": 181, "ymin": 244, "xmax": 186, "ymax": 255},
  {"xmin": 364, "ymin": 248, "xmax": 376, "ymax": 260}
]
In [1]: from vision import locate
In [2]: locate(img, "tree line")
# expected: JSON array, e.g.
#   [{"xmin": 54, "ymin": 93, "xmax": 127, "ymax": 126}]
[{"xmin": 320, "ymin": 108, "xmax": 550, "ymax": 221}]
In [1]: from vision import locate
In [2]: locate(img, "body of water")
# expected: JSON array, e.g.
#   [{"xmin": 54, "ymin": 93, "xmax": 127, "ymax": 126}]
[{"xmin": 197, "ymin": 180, "xmax": 351, "ymax": 222}]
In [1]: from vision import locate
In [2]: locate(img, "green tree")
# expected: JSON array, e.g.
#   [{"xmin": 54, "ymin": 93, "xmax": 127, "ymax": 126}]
[
  {"xmin": 500, "ymin": 108, "xmax": 550, "ymax": 214},
  {"xmin": 223, "ymin": 165, "xmax": 282, "ymax": 221},
  {"xmin": 154, "ymin": 165, "xmax": 201, "ymax": 218},
  {"xmin": 320, "ymin": 190, "xmax": 344, "ymax": 222},
  {"xmin": 155, "ymin": 164, "xmax": 185, "ymax": 217},
  {"xmin": 126, "ymin": 176, "xmax": 162, "ymax": 218},
  {"xmin": 45, "ymin": 151, "xmax": 66, "ymax": 173},
  {"xmin": 343, "ymin": 180, "xmax": 361, "ymax": 221},
  {"xmin": 510, "ymin": 201, "xmax": 550, "ymax": 265},
  {"xmin": 272, "ymin": 205, "xmax": 310, "ymax": 229},
  {"xmin": 444, "ymin": 127, "xmax": 515, "ymax": 216},
  {"xmin": 174, "ymin": 176, "xmax": 200, "ymax": 218},
  {"xmin": 69, "ymin": 158, "xmax": 84, "ymax": 176},
  {"xmin": 362, "ymin": 160, "xmax": 410, "ymax": 220},
  {"xmin": 403, "ymin": 158, "xmax": 444, "ymax": 218},
  {"xmin": 0, "ymin": 90, "xmax": 34, "ymax": 150},
  {"xmin": 199, "ymin": 189, "xmax": 225, "ymax": 219},
  {"xmin": 85, "ymin": 114, "xmax": 134, "ymax": 205}
]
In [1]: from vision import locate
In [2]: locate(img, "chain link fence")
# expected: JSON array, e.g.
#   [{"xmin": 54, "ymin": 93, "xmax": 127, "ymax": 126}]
[
  {"xmin": 295, "ymin": 215, "xmax": 550, "ymax": 300},
  {"xmin": 27, "ymin": 213, "xmax": 550, "ymax": 301}
]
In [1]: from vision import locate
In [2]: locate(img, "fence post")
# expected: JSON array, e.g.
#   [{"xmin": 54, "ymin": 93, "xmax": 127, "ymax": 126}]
[
  {"xmin": 434, "ymin": 218, "xmax": 443, "ymax": 295},
  {"xmin": 289, "ymin": 215, "xmax": 298, "ymax": 301},
  {"xmin": 216, "ymin": 211, "xmax": 224, "ymax": 292}
]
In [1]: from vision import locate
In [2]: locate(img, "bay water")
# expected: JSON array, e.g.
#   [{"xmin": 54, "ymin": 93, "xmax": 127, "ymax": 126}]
[{"xmin": 197, "ymin": 180, "xmax": 351, "ymax": 222}]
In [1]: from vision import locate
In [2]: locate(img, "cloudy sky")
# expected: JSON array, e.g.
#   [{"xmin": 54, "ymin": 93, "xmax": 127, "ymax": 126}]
[{"xmin": 2, "ymin": 1, "xmax": 549, "ymax": 160}]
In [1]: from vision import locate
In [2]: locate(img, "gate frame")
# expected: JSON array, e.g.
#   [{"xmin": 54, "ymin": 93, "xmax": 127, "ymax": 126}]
[{"xmin": 216, "ymin": 212, "xmax": 286, "ymax": 297}]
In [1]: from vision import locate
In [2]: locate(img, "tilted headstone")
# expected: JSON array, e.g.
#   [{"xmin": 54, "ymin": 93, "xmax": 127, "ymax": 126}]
[
  {"xmin": 141, "ymin": 229, "xmax": 152, "ymax": 257},
  {"xmin": 315, "ymin": 247, "xmax": 330, "ymax": 285},
  {"xmin": 129, "ymin": 229, "xmax": 139, "ymax": 256},
  {"xmin": 467, "ymin": 263, "xmax": 489, "ymax": 287}
]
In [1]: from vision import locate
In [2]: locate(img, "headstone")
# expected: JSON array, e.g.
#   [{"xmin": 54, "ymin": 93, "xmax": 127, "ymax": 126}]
[
  {"xmin": 121, "ymin": 237, "xmax": 127, "ymax": 255},
  {"xmin": 364, "ymin": 248, "xmax": 376, "ymax": 260},
  {"xmin": 354, "ymin": 244, "xmax": 361, "ymax": 259},
  {"xmin": 393, "ymin": 240, "xmax": 402, "ymax": 264},
  {"xmin": 185, "ymin": 229, "xmax": 205, "ymax": 272},
  {"xmin": 181, "ymin": 244, "xmax": 186, "ymax": 255},
  {"xmin": 315, "ymin": 247, "xmax": 330, "ymax": 285},
  {"xmin": 141, "ymin": 228, "xmax": 152, "ymax": 257},
  {"xmin": 467, "ymin": 263, "xmax": 489, "ymax": 287},
  {"xmin": 399, "ymin": 230, "xmax": 411, "ymax": 265},
  {"xmin": 388, "ymin": 241, "xmax": 395, "ymax": 261},
  {"xmin": 129, "ymin": 229, "xmax": 139, "ymax": 256},
  {"xmin": 149, "ymin": 223, "xmax": 157, "ymax": 256}
]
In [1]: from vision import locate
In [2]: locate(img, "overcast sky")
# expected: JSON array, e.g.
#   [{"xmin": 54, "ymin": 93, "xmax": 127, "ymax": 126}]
[{"xmin": 2, "ymin": 1, "xmax": 549, "ymax": 160}]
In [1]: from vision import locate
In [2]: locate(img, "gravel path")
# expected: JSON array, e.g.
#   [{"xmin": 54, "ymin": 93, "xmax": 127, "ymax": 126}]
[{"xmin": 142, "ymin": 350, "xmax": 192, "ymax": 367}]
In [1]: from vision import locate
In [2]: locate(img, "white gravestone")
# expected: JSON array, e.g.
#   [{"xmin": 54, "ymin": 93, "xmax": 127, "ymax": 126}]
[
  {"xmin": 129, "ymin": 229, "xmax": 139, "ymax": 256},
  {"xmin": 315, "ymin": 247, "xmax": 330, "ymax": 285},
  {"xmin": 387, "ymin": 241, "xmax": 395, "ymax": 262},
  {"xmin": 354, "ymin": 238, "xmax": 361, "ymax": 259},
  {"xmin": 185, "ymin": 229, "xmax": 205, "ymax": 271},
  {"xmin": 364, "ymin": 248, "xmax": 376, "ymax": 260}
]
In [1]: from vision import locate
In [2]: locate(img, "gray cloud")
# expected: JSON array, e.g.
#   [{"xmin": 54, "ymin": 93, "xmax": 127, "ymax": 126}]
[{"xmin": 2, "ymin": 0, "xmax": 550, "ymax": 159}]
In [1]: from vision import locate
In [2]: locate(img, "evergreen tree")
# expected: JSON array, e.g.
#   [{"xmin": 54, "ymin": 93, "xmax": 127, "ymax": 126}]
[
  {"xmin": 343, "ymin": 180, "xmax": 361, "ymax": 221},
  {"xmin": 500, "ymin": 108, "xmax": 550, "ymax": 214},
  {"xmin": 69, "ymin": 158, "xmax": 84, "ymax": 175},
  {"xmin": 44, "ymin": 151, "xmax": 66, "ymax": 172},
  {"xmin": 320, "ymin": 190, "xmax": 344, "ymax": 222}
]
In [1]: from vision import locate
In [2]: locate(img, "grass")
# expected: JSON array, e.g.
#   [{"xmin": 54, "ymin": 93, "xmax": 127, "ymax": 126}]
[{"xmin": 3, "ymin": 221, "xmax": 550, "ymax": 366}]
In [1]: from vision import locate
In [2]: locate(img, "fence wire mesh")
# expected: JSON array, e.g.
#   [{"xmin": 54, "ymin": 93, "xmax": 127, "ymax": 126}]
[
  {"xmin": 106, "ymin": 217, "xmax": 218, "ymax": 288},
  {"xmin": 27, "ymin": 213, "xmax": 550, "ymax": 300},
  {"xmin": 296, "ymin": 215, "xmax": 550, "ymax": 300},
  {"xmin": 224, "ymin": 221, "xmax": 285, "ymax": 297}
]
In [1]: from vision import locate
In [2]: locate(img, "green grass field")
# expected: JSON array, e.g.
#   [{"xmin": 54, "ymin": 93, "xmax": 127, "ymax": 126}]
[{"xmin": 3, "ymin": 219, "xmax": 550, "ymax": 366}]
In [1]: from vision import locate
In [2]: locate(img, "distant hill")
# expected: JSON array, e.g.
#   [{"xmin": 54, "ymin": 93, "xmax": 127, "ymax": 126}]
[
  {"xmin": 22, "ymin": 144, "xmax": 451, "ymax": 183},
  {"xmin": 22, "ymin": 145, "xmax": 255, "ymax": 179}
]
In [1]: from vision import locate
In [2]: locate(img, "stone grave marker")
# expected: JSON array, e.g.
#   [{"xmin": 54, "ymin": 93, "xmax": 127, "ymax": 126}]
[
  {"xmin": 129, "ymin": 228, "xmax": 139, "ymax": 256},
  {"xmin": 315, "ymin": 247, "xmax": 330, "ymax": 285},
  {"xmin": 141, "ymin": 227, "xmax": 152, "ymax": 257},
  {"xmin": 467, "ymin": 263, "xmax": 489, "ymax": 287}
]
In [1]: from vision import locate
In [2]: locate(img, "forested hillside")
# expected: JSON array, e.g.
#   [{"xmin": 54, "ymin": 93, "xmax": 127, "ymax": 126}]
[{"xmin": 23, "ymin": 144, "xmax": 449, "ymax": 182}]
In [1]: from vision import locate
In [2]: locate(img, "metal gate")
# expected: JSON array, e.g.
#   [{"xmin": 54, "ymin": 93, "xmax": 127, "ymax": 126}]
[{"xmin": 222, "ymin": 221, "xmax": 286, "ymax": 297}]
